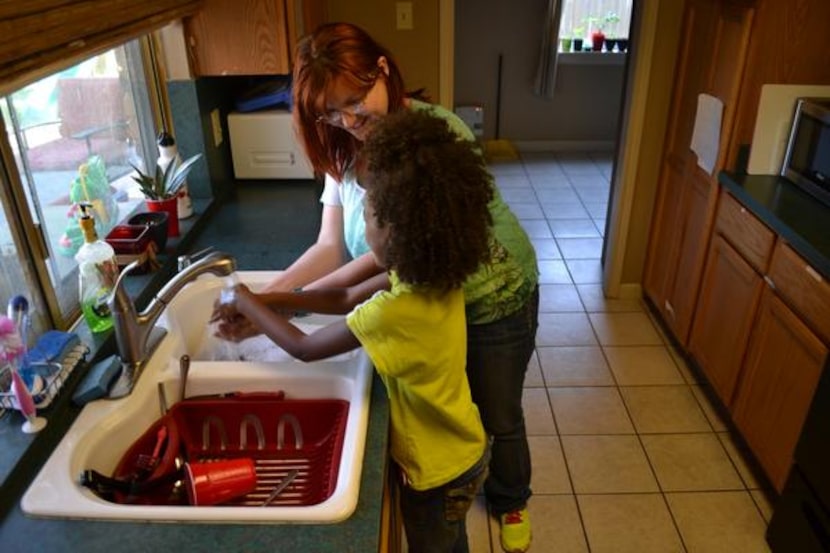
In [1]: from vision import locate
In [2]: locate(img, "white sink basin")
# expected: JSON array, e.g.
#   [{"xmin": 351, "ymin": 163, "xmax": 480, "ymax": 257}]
[{"xmin": 22, "ymin": 272, "xmax": 373, "ymax": 523}]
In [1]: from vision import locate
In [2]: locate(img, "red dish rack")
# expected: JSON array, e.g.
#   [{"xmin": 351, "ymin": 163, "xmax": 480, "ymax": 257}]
[{"xmin": 112, "ymin": 394, "xmax": 349, "ymax": 507}]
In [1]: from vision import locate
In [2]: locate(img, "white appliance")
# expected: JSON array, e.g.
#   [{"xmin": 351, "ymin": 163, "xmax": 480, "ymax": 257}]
[{"xmin": 227, "ymin": 110, "xmax": 313, "ymax": 179}]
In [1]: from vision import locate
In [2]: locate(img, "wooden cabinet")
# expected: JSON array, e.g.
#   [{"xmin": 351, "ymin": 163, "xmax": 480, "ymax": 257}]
[
  {"xmin": 689, "ymin": 190, "xmax": 773, "ymax": 405},
  {"xmin": 692, "ymin": 210, "xmax": 828, "ymax": 491},
  {"xmin": 689, "ymin": 235, "xmax": 762, "ymax": 405},
  {"xmin": 643, "ymin": 0, "xmax": 755, "ymax": 346},
  {"xmin": 732, "ymin": 287, "xmax": 826, "ymax": 492},
  {"xmin": 184, "ymin": 0, "xmax": 324, "ymax": 76},
  {"xmin": 645, "ymin": 0, "xmax": 830, "ymax": 495}
]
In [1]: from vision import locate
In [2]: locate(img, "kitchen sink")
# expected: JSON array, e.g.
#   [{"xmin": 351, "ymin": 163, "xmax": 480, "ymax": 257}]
[{"xmin": 22, "ymin": 272, "xmax": 373, "ymax": 523}]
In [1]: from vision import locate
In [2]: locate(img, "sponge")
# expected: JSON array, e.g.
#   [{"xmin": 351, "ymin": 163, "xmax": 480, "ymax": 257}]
[
  {"xmin": 72, "ymin": 355, "xmax": 122, "ymax": 406},
  {"xmin": 27, "ymin": 330, "xmax": 80, "ymax": 364}
]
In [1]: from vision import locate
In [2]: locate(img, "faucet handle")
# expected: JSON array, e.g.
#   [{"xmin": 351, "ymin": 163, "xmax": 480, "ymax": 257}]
[{"xmin": 177, "ymin": 246, "xmax": 215, "ymax": 272}]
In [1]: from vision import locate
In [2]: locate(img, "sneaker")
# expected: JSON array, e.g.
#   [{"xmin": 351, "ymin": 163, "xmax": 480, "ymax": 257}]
[{"xmin": 499, "ymin": 508, "xmax": 531, "ymax": 552}]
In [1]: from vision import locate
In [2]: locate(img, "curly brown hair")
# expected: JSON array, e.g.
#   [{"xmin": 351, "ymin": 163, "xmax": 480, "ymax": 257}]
[{"xmin": 359, "ymin": 110, "xmax": 494, "ymax": 292}]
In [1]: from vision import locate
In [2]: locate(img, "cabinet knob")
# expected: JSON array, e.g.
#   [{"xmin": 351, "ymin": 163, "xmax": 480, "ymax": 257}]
[{"xmin": 763, "ymin": 275, "xmax": 776, "ymax": 290}]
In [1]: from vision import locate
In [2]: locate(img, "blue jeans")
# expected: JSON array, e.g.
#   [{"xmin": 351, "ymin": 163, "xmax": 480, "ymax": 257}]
[
  {"xmin": 466, "ymin": 287, "xmax": 539, "ymax": 515},
  {"xmin": 398, "ymin": 452, "xmax": 489, "ymax": 553}
]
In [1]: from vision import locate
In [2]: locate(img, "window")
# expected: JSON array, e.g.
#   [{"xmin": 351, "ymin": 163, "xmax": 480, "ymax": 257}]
[
  {"xmin": 559, "ymin": 0, "xmax": 633, "ymax": 42},
  {"xmin": 1, "ymin": 39, "xmax": 163, "ymax": 332}
]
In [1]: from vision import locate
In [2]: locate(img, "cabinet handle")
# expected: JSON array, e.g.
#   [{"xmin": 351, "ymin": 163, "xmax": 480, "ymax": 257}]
[
  {"xmin": 763, "ymin": 275, "xmax": 776, "ymax": 290},
  {"xmin": 804, "ymin": 265, "xmax": 824, "ymax": 283}
]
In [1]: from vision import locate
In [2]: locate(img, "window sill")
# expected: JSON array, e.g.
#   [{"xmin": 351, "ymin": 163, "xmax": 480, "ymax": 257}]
[{"xmin": 558, "ymin": 52, "xmax": 628, "ymax": 66}]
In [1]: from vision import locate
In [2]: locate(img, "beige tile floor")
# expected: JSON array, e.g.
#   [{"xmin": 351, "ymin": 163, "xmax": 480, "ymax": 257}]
[{"xmin": 462, "ymin": 152, "xmax": 775, "ymax": 553}]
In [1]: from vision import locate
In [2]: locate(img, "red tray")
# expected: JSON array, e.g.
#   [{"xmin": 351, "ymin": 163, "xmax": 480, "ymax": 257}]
[{"xmin": 111, "ymin": 393, "xmax": 349, "ymax": 507}]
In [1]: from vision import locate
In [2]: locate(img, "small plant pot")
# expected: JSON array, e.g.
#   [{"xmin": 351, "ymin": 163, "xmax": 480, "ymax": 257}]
[
  {"xmin": 605, "ymin": 38, "xmax": 618, "ymax": 52},
  {"xmin": 591, "ymin": 32, "xmax": 605, "ymax": 52},
  {"xmin": 573, "ymin": 38, "xmax": 584, "ymax": 52},
  {"xmin": 128, "ymin": 211, "xmax": 169, "ymax": 252},
  {"xmin": 559, "ymin": 38, "xmax": 572, "ymax": 52},
  {"xmin": 145, "ymin": 197, "xmax": 179, "ymax": 238},
  {"xmin": 616, "ymin": 38, "xmax": 629, "ymax": 52}
]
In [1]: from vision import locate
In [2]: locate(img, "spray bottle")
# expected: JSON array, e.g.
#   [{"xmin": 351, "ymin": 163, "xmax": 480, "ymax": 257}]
[
  {"xmin": 75, "ymin": 202, "xmax": 118, "ymax": 333},
  {"xmin": 157, "ymin": 131, "xmax": 194, "ymax": 219}
]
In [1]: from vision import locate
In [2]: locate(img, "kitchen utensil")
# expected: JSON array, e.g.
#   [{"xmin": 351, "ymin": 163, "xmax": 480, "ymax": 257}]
[
  {"xmin": 179, "ymin": 354, "xmax": 190, "ymax": 403},
  {"xmin": 261, "ymin": 468, "xmax": 299, "ymax": 507}
]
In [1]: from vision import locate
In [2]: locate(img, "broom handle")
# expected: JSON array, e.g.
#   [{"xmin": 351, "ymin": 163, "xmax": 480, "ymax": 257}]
[{"xmin": 495, "ymin": 53, "xmax": 503, "ymax": 139}]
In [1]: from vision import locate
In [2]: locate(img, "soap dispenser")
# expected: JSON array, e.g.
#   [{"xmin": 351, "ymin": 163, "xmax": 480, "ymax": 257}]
[
  {"xmin": 75, "ymin": 202, "xmax": 118, "ymax": 333},
  {"xmin": 157, "ymin": 131, "xmax": 193, "ymax": 219}
]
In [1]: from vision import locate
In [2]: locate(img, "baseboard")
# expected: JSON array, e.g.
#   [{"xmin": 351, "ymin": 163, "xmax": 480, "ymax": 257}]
[
  {"xmin": 512, "ymin": 140, "xmax": 616, "ymax": 153},
  {"xmin": 616, "ymin": 282, "xmax": 642, "ymax": 300}
]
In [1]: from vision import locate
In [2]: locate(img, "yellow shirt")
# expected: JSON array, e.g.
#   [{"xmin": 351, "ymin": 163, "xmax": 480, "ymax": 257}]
[{"xmin": 346, "ymin": 272, "xmax": 486, "ymax": 491}]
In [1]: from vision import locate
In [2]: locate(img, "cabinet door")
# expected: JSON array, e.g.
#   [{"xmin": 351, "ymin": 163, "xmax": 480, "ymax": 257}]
[
  {"xmin": 643, "ymin": 157, "xmax": 685, "ymax": 319},
  {"xmin": 664, "ymin": 164, "xmax": 716, "ymax": 344},
  {"xmin": 185, "ymin": 0, "xmax": 291, "ymax": 76},
  {"xmin": 689, "ymin": 235, "xmax": 763, "ymax": 405},
  {"xmin": 732, "ymin": 287, "xmax": 827, "ymax": 492}
]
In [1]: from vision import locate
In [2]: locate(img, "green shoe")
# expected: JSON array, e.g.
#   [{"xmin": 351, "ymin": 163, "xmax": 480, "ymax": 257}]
[{"xmin": 499, "ymin": 508, "xmax": 531, "ymax": 552}]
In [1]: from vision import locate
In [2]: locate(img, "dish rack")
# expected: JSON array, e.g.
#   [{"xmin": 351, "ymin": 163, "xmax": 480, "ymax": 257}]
[
  {"xmin": 0, "ymin": 342, "xmax": 89, "ymax": 411},
  {"xmin": 111, "ymin": 395, "xmax": 350, "ymax": 507}
]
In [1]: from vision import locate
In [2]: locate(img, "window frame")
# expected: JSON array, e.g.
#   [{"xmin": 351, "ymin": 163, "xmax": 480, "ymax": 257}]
[{"xmin": 0, "ymin": 34, "xmax": 172, "ymax": 332}]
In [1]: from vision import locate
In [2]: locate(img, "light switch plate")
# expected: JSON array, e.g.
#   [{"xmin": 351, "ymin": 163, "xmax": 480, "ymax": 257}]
[
  {"xmin": 210, "ymin": 108, "xmax": 223, "ymax": 147},
  {"xmin": 396, "ymin": 2, "xmax": 413, "ymax": 30}
]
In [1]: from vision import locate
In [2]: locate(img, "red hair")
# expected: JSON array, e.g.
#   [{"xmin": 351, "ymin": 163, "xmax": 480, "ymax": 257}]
[{"xmin": 292, "ymin": 22, "xmax": 408, "ymax": 181}]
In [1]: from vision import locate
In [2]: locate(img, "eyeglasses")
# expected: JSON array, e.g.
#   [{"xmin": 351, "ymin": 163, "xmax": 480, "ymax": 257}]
[{"xmin": 316, "ymin": 72, "xmax": 380, "ymax": 128}]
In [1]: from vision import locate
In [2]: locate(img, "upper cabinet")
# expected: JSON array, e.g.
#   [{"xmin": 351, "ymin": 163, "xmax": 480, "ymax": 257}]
[{"xmin": 184, "ymin": 0, "xmax": 325, "ymax": 76}]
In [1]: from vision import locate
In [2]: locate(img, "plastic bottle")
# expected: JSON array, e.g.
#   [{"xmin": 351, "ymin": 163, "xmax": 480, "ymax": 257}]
[
  {"xmin": 75, "ymin": 203, "xmax": 118, "ymax": 333},
  {"xmin": 157, "ymin": 131, "xmax": 193, "ymax": 219}
]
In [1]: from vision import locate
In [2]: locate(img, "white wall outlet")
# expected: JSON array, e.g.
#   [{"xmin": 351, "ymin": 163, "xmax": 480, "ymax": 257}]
[
  {"xmin": 396, "ymin": 2, "xmax": 413, "ymax": 30},
  {"xmin": 210, "ymin": 108, "xmax": 223, "ymax": 147}
]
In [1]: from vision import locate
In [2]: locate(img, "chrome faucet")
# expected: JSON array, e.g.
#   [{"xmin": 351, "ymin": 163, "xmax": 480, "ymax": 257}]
[{"xmin": 107, "ymin": 250, "xmax": 237, "ymax": 397}]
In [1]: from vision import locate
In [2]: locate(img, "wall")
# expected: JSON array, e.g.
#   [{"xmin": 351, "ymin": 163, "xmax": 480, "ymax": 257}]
[
  {"xmin": 325, "ymin": 0, "xmax": 441, "ymax": 102},
  {"xmin": 454, "ymin": 0, "xmax": 625, "ymax": 145},
  {"xmin": 605, "ymin": 1, "xmax": 685, "ymax": 292}
]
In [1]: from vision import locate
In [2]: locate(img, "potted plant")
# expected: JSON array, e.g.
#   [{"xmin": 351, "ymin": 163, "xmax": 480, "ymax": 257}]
[
  {"xmin": 130, "ymin": 153, "xmax": 202, "ymax": 238},
  {"xmin": 572, "ymin": 26, "xmax": 585, "ymax": 52},
  {"xmin": 586, "ymin": 16, "xmax": 605, "ymax": 52},
  {"xmin": 604, "ymin": 11, "xmax": 621, "ymax": 52}
]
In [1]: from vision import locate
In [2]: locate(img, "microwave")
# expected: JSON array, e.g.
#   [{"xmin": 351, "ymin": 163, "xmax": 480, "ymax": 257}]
[{"xmin": 781, "ymin": 97, "xmax": 830, "ymax": 206}]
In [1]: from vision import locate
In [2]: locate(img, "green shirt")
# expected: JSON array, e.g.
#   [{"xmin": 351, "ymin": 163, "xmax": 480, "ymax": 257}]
[
  {"xmin": 325, "ymin": 99, "xmax": 538, "ymax": 324},
  {"xmin": 346, "ymin": 272, "xmax": 486, "ymax": 490},
  {"xmin": 410, "ymin": 100, "xmax": 539, "ymax": 323}
]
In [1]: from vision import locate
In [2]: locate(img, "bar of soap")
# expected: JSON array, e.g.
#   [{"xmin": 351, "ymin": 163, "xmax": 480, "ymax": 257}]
[{"xmin": 72, "ymin": 355, "xmax": 121, "ymax": 406}]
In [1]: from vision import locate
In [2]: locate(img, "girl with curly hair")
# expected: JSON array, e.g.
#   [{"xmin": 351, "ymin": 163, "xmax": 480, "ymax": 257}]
[
  {"xmin": 218, "ymin": 22, "xmax": 539, "ymax": 552},
  {"xmin": 213, "ymin": 110, "xmax": 495, "ymax": 552}
]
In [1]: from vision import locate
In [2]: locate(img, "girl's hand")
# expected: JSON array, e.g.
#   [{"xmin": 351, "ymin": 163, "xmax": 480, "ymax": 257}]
[
  {"xmin": 209, "ymin": 283, "xmax": 252, "ymax": 323},
  {"xmin": 209, "ymin": 284, "xmax": 256, "ymax": 342}
]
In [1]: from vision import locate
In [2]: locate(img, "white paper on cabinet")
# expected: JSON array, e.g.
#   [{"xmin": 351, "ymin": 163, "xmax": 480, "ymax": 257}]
[{"xmin": 690, "ymin": 93, "xmax": 724, "ymax": 175}]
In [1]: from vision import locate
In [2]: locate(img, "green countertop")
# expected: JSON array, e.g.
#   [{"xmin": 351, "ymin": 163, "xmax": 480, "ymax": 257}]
[
  {"xmin": 0, "ymin": 181, "xmax": 390, "ymax": 552},
  {"xmin": 718, "ymin": 172, "xmax": 830, "ymax": 279}
]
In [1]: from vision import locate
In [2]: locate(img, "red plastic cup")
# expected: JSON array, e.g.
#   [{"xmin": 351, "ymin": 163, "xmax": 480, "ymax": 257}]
[{"xmin": 184, "ymin": 458, "xmax": 257, "ymax": 506}]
